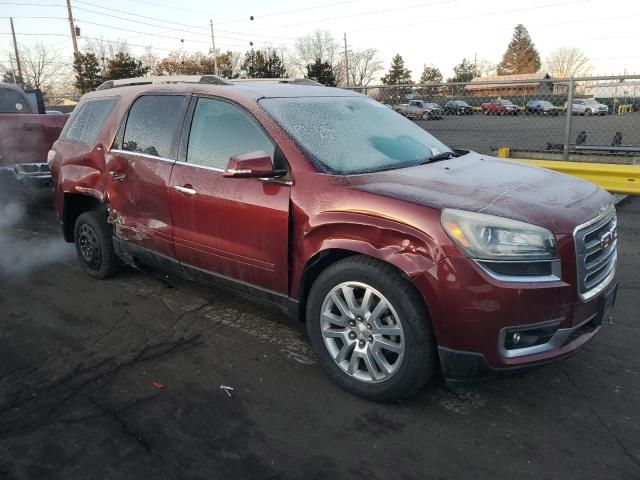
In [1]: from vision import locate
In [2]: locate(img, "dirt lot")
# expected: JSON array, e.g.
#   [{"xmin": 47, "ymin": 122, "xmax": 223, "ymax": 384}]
[{"xmin": 0, "ymin": 192, "xmax": 639, "ymax": 480}]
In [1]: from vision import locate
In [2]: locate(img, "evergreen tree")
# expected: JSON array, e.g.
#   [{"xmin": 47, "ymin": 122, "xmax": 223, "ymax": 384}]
[
  {"xmin": 305, "ymin": 58, "xmax": 336, "ymax": 86},
  {"xmin": 1, "ymin": 70, "xmax": 25, "ymax": 87},
  {"xmin": 104, "ymin": 52, "xmax": 149, "ymax": 81},
  {"xmin": 448, "ymin": 58, "xmax": 478, "ymax": 83},
  {"xmin": 417, "ymin": 65, "xmax": 443, "ymax": 96},
  {"xmin": 419, "ymin": 65, "xmax": 443, "ymax": 84},
  {"xmin": 497, "ymin": 24, "xmax": 541, "ymax": 75},
  {"xmin": 381, "ymin": 54, "xmax": 412, "ymax": 85},
  {"xmin": 242, "ymin": 50, "xmax": 287, "ymax": 78},
  {"xmin": 73, "ymin": 52, "xmax": 102, "ymax": 93}
]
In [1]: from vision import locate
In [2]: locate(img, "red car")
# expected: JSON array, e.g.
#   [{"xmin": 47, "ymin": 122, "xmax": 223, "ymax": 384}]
[
  {"xmin": 482, "ymin": 99, "xmax": 519, "ymax": 115},
  {"xmin": 50, "ymin": 76, "xmax": 618, "ymax": 402}
]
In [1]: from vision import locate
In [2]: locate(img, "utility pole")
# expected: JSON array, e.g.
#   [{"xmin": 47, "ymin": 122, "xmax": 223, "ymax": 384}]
[
  {"xmin": 210, "ymin": 19, "xmax": 218, "ymax": 76},
  {"xmin": 66, "ymin": 0, "xmax": 79, "ymax": 57},
  {"xmin": 9, "ymin": 18, "xmax": 23, "ymax": 82},
  {"xmin": 343, "ymin": 32, "xmax": 349, "ymax": 87}
]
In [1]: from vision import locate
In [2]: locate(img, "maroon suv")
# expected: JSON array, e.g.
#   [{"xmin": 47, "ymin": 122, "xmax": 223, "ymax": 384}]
[{"xmin": 49, "ymin": 76, "xmax": 618, "ymax": 401}]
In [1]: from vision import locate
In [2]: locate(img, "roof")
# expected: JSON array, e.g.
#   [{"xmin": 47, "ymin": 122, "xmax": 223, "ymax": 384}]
[
  {"xmin": 85, "ymin": 75, "xmax": 362, "ymax": 102},
  {"xmin": 0, "ymin": 82, "xmax": 25, "ymax": 92},
  {"xmin": 465, "ymin": 72, "xmax": 553, "ymax": 91}
]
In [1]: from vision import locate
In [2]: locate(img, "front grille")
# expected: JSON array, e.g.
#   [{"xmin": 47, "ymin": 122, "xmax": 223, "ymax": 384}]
[{"xmin": 574, "ymin": 208, "xmax": 617, "ymax": 300}]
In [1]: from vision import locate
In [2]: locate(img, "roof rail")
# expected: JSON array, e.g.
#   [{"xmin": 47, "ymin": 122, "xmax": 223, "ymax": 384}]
[
  {"xmin": 96, "ymin": 75, "xmax": 232, "ymax": 91},
  {"xmin": 230, "ymin": 78, "xmax": 323, "ymax": 86}
]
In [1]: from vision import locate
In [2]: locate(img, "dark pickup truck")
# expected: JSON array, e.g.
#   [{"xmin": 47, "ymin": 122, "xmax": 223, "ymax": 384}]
[{"xmin": 0, "ymin": 82, "xmax": 68, "ymax": 190}]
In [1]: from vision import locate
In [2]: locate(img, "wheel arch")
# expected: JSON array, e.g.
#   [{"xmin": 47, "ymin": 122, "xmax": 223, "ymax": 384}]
[
  {"xmin": 296, "ymin": 245, "xmax": 434, "ymax": 325},
  {"xmin": 62, "ymin": 192, "xmax": 104, "ymax": 242}
]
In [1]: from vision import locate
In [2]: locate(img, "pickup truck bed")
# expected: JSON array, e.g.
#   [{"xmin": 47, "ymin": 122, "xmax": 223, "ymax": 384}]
[{"xmin": 0, "ymin": 113, "xmax": 67, "ymax": 168}]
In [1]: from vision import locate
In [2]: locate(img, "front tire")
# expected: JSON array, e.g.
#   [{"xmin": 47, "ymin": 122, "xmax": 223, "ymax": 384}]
[
  {"xmin": 74, "ymin": 210, "xmax": 122, "ymax": 279},
  {"xmin": 306, "ymin": 256, "xmax": 435, "ymax": 402}
]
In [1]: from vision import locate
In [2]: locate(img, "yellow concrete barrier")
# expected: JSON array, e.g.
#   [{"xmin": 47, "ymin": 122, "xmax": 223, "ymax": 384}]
[
  {"xmin": 617, "ymin": 104, "xmax": 633, "ymax": 115},
  {"xmin": 505, "ymin": 159, "xmax": 640, "ymax": 195}
]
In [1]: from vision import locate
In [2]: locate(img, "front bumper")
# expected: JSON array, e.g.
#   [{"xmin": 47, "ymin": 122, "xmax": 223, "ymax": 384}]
[
  {"xmin": 417, "ymin": 251, "xmax": 617, "ymax": 379},
  {"xmin": 438, "ymin": 276, "xmax": 618, "ymax": 381}
]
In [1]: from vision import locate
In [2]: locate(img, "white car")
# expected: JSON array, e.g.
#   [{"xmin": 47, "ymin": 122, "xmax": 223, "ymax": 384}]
[{"xmin": 564, "ymin": 98, "xmax": 609, "ymax": 116}]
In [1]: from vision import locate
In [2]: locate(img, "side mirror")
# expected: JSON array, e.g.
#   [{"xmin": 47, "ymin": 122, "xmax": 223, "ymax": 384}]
[{"xmin": 223, "ymin": 150, "xmax": 280, "ymax": 179}]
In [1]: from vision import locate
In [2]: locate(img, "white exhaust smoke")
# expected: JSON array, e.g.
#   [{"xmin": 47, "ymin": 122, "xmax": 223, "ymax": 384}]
[{"xmin": 0, "ymin": 200, "xmax": 74, "ymax": 277}]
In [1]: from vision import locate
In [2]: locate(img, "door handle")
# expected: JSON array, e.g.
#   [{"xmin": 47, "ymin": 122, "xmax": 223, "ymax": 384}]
[
  {"xmin": 174, "ymin": 185, "xmax": 197, "ymax": 196},
  {"xmin": 109, "ymin": 170, "xmax": 127, "ymax": 181}
]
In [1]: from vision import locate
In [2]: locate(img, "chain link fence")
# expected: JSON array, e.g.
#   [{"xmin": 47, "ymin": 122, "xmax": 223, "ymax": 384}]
[{"xmin": 348, "ymin": 75, "xmax": 640, "ymax": 164}]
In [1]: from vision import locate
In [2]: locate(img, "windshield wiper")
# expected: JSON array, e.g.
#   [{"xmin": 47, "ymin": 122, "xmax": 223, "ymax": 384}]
[{"xmin": 423, "ymin": 151, "xmax": 460, "ymax": 163}]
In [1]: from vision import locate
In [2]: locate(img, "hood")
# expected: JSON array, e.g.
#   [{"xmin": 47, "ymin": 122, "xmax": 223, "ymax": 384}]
[{"xmin": 348, "ymin": 151, "xmax": 613, "ymax": 233}]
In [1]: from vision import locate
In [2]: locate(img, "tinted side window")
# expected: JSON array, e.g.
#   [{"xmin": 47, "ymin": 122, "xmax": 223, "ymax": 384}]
[
  {"xmin": 61, "ymin": 97, "xmax": 117, "ymax": 145},
  {"xmin": 123, "ymin": 95, "xmax": 187, "ymax": 159},
  {"xmin": 187, "ymin": 98, "xmax": 275, "ymax": 170}
]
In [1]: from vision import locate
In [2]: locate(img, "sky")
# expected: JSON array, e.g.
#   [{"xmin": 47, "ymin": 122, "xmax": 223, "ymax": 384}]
[{"xmin": 1, "ymin": 0, "xmax": 640, "ymax": 81}]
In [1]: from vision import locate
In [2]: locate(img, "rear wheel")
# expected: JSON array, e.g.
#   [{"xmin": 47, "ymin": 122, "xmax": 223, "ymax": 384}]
[
  {"xmin": 74, "ymin": 210, "xmax": 122, "ymax": 279},
  {"xmin": 306, "ymin": 256, "xmax": 435, "ymax": 402},
  {"xmin": 585, "ymin": 109, "xmax": 592, "ymax": 116}
]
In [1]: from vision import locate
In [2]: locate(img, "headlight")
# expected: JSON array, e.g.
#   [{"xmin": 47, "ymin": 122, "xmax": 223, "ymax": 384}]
[{"xmin": 441, "ymin": 209, "xmax": 558, "ymax": 260}]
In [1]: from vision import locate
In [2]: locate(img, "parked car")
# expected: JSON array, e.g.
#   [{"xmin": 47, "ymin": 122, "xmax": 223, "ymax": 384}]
[
  {"xmin": 564, "ymin": 98, "xmax": 609, "ymax": 116},
  {"xmin": 422, "ymin": 102, "xmax": 444, "ymax": 119},
  {"xmin": 443, "ymin": 100, "xmax": 473, "ymax": 115},
  {"xmin": 0, "ymin": 82, "xmax": 67, "ymax": 189},
  {"xmin": 482, "ymin": 99, "xmax": 519, "ymax": 115},
  {"xmin": 393, "ymin": 99, "xmax": 443, "ymax": 120},
  {"xmin": 524, "ymin": 100, "xmax": 560, "ymax": 116},
  {"xmin": 50, "ymin": 75, "xmax": 618, "ymax": 402}
]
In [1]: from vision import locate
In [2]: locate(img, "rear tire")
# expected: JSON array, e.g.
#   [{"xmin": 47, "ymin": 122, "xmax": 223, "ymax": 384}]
[
  {"xmin": 585, "ymin": 109, "xmax": 592, "ymax": 116},
  {"xmin": 306, "ymin": 256, "xmax": 435, "ymax": 402},
  {"xmin": 74, "ymin": 210, "xmax": 122, "ymax": 279}
]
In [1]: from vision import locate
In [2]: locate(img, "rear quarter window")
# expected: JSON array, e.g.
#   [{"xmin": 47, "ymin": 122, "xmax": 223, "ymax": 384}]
[{"xmin": 60, "ymin": 97, "xmax": 118, "ymax": 146}]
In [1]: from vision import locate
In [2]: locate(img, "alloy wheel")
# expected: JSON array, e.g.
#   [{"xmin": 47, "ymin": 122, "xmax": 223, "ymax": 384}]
[{"xmin": 320, "ymin": 282, "xmax": 405, "ymax": 384}]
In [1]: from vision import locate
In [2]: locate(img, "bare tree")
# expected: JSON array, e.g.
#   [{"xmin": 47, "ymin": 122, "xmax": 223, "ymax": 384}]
[
  {"xmin": 475, "ymin": 59, "xmax": 497, "ymax": 77},
  {"xmin": 545, "ymin": 47, "xmax": 592, "ymax": 78},
  {"xmin": 18, "ymin": 42, "xmax": 69, "ymax": 96},
  {"xmin": 348, "ymin": 48, "xmax": 383, "ymax": 86},
  {"xmin": 83, "ymin": 36, "xmax": 129, "ymax": 76},
  {"xmin": 294, "ymin": 29, "xmax": 341, "ymax": 81}
]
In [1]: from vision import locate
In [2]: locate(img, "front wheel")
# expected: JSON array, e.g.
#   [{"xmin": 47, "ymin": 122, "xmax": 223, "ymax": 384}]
[
  {"xmin": 585, "ymin": 109, "xmax": 592, "ymax": 116},
  {"xmin": 306, "ymin": 256, "xmax": 435, "ymax": 402},
  {"xmin": 74, "ymin": 210, "xmax": 122, "ymax": 279}
]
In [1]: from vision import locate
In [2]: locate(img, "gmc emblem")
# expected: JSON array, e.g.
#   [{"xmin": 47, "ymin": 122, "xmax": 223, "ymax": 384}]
[{"xmin": 600, "ymin": 226, "xmax": 618, "ymax": 251}]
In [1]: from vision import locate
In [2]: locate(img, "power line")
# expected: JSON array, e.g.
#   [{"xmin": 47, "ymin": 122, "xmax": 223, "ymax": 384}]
[
  {"xmin": 250, "ymin": 0, "xmax": 461, "ymax": 32},
  {"xmin": 215, "ymin": 0, "xmax": 359, "ymax": 25},
  {"xmin": 71, "ymin": 1, "xmax": 295, "ymax": 40},
  {"xmin": 124, "ymin": 0, "xmax": 241, "ymax": 21},
  {"xmin": 349, "ymin": 0, "xmax": 589, "ymax": 33}
]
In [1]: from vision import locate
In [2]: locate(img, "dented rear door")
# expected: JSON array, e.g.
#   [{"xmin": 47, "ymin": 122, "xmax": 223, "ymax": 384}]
[{"xmin": 106, "ymin": 94, "xmax": 189, "ymax": 259}]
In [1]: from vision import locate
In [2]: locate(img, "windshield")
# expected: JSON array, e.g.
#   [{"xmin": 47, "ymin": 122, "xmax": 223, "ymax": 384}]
[
  {"xmin": 261, "ymin": 96, "xmax": 452, "ymax": 175},
  {"xmin": 584, "ymin": 99, "xmax": 599, "ymax": 105},
  {"xmin": 500, "ymin": 100, "xmax": 514, "ymax": 105},
  {"xmin": 539, "ymin": 101, "xmax": 554, "ymax": 107},
  {"xmin": 454, "ymin": 101, "xmax": 468, "ymax": 106},
  {"xmin": 0, "ymin": 87, "xmax": 32, "ymax": 113}
]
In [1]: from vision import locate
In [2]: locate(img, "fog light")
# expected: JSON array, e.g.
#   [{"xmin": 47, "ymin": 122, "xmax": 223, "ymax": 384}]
[{"xmin": 511, "ymin": 332, "xmax": 521, "ymax": 345}]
